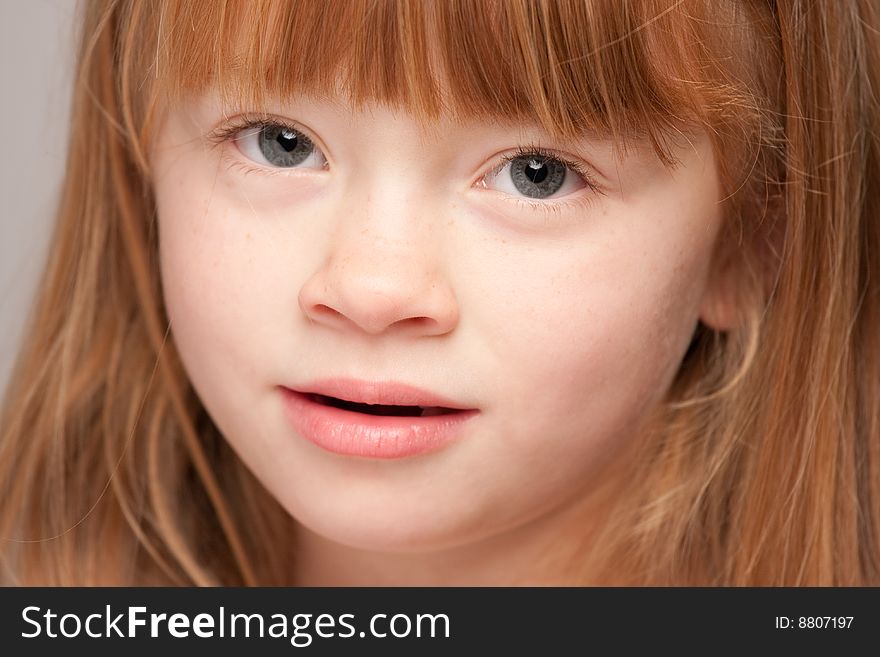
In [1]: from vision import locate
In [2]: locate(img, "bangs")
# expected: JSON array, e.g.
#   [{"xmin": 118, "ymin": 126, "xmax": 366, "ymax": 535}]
[{"xmin": 133, "ymin": 0, "xmax": 772, "ymax": 165}]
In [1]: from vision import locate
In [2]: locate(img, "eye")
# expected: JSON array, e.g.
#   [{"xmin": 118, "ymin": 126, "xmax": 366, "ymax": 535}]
[
  {"xmin": 232, "ymin": 121, "xmax": 327, "ymax": 170},
  {"xmin": 482, "ymin": 150, "xmax": 589, "ymax": 200}
]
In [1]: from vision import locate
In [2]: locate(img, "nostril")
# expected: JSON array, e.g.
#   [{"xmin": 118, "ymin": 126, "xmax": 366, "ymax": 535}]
[
  {"xmin": 393, "ymin": 316, "xmax": 439, "ymax": 330},
  {"xmin": 309, "ymin": 304, "xmax": 345, "ymax": 322}
]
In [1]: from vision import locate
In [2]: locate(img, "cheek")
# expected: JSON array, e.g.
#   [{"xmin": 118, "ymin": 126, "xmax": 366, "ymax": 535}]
[
  {"xmin": 154, "ymin": 167, "xmax": 278, "ymax": 401},
  {"xmin": 462, "ymin": 208, "xmax": 717, "ymax": 468},
  {"xmin": 494, "ymin": 253, "xmax": 702, "ymax": 383}
]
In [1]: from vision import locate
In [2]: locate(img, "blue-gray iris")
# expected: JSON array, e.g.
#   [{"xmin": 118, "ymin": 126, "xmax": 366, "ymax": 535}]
[
  {"xmin": 258, "ymin": 125, "xmax": 315, "ymax": 167},
  {"xmin": 509, "ymin": 157, "xmax": 566, "ymax": 198}
]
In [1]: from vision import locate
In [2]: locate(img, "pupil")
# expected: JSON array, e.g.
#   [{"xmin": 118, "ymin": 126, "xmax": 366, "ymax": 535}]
[
  {"xmin": 277, "ymin": 129, "xmax": 298, "ymax": 152},
  {"xmin": 525, "ymin": 159, "xmax": 548, "ymax": 184}
]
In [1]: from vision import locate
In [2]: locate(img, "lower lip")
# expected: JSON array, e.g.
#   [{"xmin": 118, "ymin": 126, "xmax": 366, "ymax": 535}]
[{"xmin": 280, "ymin": 389, "xmax": 479, "ymax": 459}]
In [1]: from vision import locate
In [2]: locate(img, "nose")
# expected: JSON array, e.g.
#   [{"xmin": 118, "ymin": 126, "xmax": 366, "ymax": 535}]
[{"xmin": 298, "ymin": 227, "xmax": 459, "ymax": 338}]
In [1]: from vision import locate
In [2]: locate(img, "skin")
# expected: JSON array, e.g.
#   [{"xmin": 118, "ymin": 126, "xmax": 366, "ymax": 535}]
[{"xmin": 151, "ymin": 92, "xmax": 731, "ymax": 585}]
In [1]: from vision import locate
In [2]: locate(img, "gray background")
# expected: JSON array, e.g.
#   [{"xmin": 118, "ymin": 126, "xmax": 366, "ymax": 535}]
[{"xmin": 0, "ymin": 0, "xmax": 76, "ymax": 398}]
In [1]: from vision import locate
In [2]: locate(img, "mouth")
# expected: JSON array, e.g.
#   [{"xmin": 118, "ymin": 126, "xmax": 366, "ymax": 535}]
[
  {"xmin": 280, "ymin": 380, "xmax": 478, "ymax": 458},
  {"xmin": 307, "ymin": 393, "xmax": 460, "ymax": 418}
]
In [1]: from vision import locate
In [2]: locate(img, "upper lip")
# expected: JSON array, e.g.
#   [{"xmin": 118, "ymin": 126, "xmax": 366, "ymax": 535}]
[{"xmin": 285, "ymin": 378, "xmax": 475, "ymax": 409}]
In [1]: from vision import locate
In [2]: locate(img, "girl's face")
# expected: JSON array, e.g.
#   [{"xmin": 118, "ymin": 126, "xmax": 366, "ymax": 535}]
[{"xmin": 152, "ymin": 92, "xmax": 725, "ymax": 554}]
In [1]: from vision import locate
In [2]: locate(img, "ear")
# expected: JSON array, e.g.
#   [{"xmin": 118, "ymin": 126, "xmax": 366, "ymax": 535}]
[
  {"xmin": 701, "ymin": 199, "xmax": 785, "ymax": 332},
  {"xmin": 698, "ymin": 236, "xmax": 743, "ymax": 332}
]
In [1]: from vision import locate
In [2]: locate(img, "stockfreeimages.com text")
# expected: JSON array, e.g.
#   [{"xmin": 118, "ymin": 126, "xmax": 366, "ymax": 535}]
[{"xmin": 21, "ymin": 605, "xmax": 450, "ymax": 646}]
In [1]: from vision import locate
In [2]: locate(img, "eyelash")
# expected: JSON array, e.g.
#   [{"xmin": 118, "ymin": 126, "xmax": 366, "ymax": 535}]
[{"xmin": 207, "ymin": 116, "xmax": 605, "ymax": 214}]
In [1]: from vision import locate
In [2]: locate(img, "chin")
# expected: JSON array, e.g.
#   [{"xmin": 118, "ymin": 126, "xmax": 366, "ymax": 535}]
[{"xmin": 287, "ymin": 498, "xmax": 496, "ymax": 555}]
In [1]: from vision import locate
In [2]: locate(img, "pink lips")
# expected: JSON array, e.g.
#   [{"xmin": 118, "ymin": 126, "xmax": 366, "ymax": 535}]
[{"xmin": 280, "ymin": 379, "xmax": 479, "ymax": 459}]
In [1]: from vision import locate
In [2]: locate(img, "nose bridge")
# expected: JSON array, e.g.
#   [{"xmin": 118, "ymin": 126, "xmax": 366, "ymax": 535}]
[{"xmin": 335, "ymin": 166, "xmax": 436, "ymax": 273}]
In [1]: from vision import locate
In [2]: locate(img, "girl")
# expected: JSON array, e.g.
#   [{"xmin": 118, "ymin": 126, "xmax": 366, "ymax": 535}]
[{"xmin": 1, "ymin": 0, "xmax": 878, "ymax": 586}]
